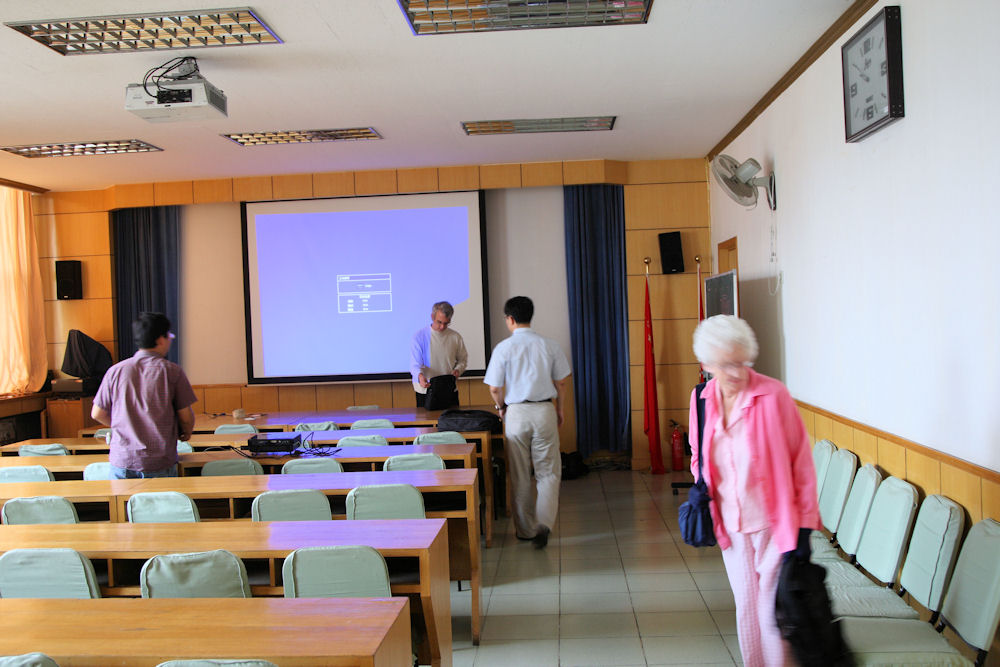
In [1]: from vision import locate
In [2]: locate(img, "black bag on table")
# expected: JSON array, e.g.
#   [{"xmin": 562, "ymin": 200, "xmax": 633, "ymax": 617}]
[
  {"xmin": 678, "ymin": 381, "xmax": 717, "ymax": 547},
  {"xmin": 424, "ymin": 374, "xmax": 459, "ymax": 410},
  {"xmin": 775, "ymin": 554, "xmax": 853, "ymax": 667},
  {"xmin": 437, "ymin": 409, "xmax": 502, "ymax": 434}
]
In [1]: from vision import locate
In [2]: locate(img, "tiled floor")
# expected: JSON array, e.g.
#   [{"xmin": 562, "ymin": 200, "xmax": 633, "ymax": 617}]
[{"xmin": 446, "ymin": 470, "xmax": 742, "ymax": 667}]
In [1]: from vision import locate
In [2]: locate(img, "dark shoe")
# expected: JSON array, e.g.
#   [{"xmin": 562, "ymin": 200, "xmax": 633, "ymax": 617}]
[
  {"xmin": 532, "ymin": 527, "xmax": 550, "ymax": 549},
  {"xmin": 515, "ymin": 534, "xmax": 534, "ymax": 541}
]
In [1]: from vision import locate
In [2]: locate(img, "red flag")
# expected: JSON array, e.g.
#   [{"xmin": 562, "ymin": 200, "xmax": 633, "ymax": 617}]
[{"xmin": 643, "ymin": 276, "xmax": 666, "ymax": 474}]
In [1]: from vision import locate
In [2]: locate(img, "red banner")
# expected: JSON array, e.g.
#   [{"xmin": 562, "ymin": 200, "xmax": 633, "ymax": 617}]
[{"xmin": 643, "ymin": 276, "xmax": 666, "ymax": 474}]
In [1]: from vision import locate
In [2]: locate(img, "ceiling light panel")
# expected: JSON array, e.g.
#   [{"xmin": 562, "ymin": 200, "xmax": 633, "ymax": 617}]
[
  {"xmin": 223, "ymin": 128, "xmax": 383, "ymax": 146},
  {"xmin": 0, "ymin": 139, "xmax": 163, "ymax": 158},
  {"xmin": 462, "ymin": 116, "xmax": 616, "ymax": 135},
  {"xmin": 400, "ymin": 1, "xmax": 653, "ymax": 34},
  {"xmin": 5, "ymin": 7, "xmax": 280, "ymax": 55}
]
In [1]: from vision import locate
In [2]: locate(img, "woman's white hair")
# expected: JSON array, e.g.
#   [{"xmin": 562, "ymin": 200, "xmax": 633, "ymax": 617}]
[{"xmin": 692, "ymin": 315, "xmax": 759, "ymax": 366}]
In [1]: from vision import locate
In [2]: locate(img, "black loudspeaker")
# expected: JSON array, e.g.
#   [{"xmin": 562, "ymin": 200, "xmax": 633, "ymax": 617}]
[
  {"xmin": 55, "ymin": 260, "xmax": 83, "ymax": 300},
  {"xmin": 658, "ymin": 231, "xmax": 685, "ymax": 274}
]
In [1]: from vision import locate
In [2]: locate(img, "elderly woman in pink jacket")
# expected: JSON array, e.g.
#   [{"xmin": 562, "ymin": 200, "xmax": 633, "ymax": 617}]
[{"xmin": 689, "ymin": 315, "xmax": 820, "ymax": 666}]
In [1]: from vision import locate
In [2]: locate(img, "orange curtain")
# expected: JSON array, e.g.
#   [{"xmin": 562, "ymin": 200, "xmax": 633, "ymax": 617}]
[{"xmin": 0, "ymin": 186, "xmax": 47, "ymax": 395}]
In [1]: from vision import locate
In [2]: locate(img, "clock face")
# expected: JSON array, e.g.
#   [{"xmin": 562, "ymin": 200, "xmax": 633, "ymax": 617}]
[{"xmin": 845, "ymin": 18, "xmax": 890, "ymax": 138}]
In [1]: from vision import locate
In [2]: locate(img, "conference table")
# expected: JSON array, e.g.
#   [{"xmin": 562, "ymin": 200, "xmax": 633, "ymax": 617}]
[
  {"xmin": 0, "ymin": 597, "xmax": 411, "ymax": 666},
  {"xmin": 0, "ymin": 519, "xmax": 450, "ymax": 667}
]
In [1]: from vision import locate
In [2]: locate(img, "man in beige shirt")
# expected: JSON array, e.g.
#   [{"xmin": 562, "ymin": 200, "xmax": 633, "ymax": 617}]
[{"xmin": 409, "ymin": 301, "xmax": 468, "ymax": 408}]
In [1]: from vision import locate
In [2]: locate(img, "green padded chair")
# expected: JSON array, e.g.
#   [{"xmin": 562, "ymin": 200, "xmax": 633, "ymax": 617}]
[
  {"xmin": 812, "ymin": 438, "xmax": 836, "ymax": 500},
  {"xmin": 0, "ymin": 466, "xmax": 54, "ymax": 483},
  {"xmin": 412, "ymin": 431, "xmax": 466, "ymax": 445},
  {"xmin": 336, "ymin": 434, "xmax": 388, "ymax": 447},
  {"xmin": 0, "ymin": 548, "xmax": 101, "ymax": 598},
  {"xmin": 127, "ymin": 492, "xmax": 200, "ymax": 523},
  {"xmin": 140, "ymin": 549, "xmax": 251, "ymax": 598},
  {"xmin": 346, "ymin": 484, "xmax": 425, "ymax": 520},
  {"xmin": 176, "ymin": 440, "xmax": 194, "ymax": 453},
  {"xmin": 282, "ymin": 545, "xmax": 391, "ymax": 598},
  {"xmin": 813, "ymin": 463, "xmax": 882, "ymax": 561},
  {"xmin": 839, "ymin": 519, "xmax": 1000, "ymax": 666},
  {"xmin": 250, "ymin": 489, "xmax": 331, "ymax": 521},
  {"xmin": 200, "ymin": 459, "xmax": 264, "ymax": 476},
  {"xmin": 83, "ymin": 461, "xmax": 112, "ymax": 480},
  {"xmin": 350, "ymin": 418, "xmax": 394, "ymax": 430},
  {"xmin": 280, "ymin": 458, "xmax": 343, "ymax": 474},
  {"xmin": 1, "ymin": 496, "xmax": 79, "ymax": 525},
  {"xmin": 18, "ymin": 444, "xmax": 69, "ymax": 457},
  {"xmin": 94, "ymin": 428, "xmax": 111, "ymax": 439},
  {"xmin": 156, "ymin": 660, "xmax": 279, "ymax": 667},
  {"xmin": 382, "ymin": 453, "xmax": 445, "ymax": 471},
  {"xmin": 213, "ymin": 424, "xmax": 258, "ymax": 435},
  {"xmin": 293, "ymin": 421, "xmax": 337, "ymax": 431},
  {"xmin": 0, "ymin": 653, "xmax": 60, "ymax": 667},
  {"xmin": 346, "ymin": 405, "xmax": 379, "ymax": 411}
]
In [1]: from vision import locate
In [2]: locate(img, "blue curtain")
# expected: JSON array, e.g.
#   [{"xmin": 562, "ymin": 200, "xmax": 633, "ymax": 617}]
[
  {"xmin": 564, "ymin": 185, "xmax": 631, "ymax": 456},
  {"xmin": 111, "ymin": 206, "xmax": 180, "ymax": 362}
]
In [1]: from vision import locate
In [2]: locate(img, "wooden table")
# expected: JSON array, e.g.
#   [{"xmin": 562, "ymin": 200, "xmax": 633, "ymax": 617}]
[
  {"xmin": 0, "ymin": 597, "xmax": 411, "ymax": 666},
  {"xmin": 0, "ymin": 519, "xmax": 450, "ymax": 667},
  {"xmin": 0, "ymin": 478, "xmax": 140, "ymax": 521}
]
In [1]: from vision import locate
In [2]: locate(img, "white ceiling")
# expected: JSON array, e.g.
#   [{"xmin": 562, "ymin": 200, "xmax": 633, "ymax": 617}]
[{"xmin": 0, "ymin": 1, "xmax": 852, "ymax": 193}]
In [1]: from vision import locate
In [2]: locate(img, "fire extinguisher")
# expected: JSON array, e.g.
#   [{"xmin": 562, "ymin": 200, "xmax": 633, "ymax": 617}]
[{"xmin": 669, "ymin": 420, "xmax": 685, "ymax": 471}]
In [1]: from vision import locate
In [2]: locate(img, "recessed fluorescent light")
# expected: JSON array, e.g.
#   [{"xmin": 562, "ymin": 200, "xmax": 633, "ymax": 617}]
[
  {"xmin": 0, "ymin": 139, "xmax": 163, "ymax": 158},
  {"xmin": 462, "ymin": 116, "xmax": 616, "ymax": 135},
  {"xmin": 5, "ymin": 7, "xmax": 280, "ymax": 55},
  {"xmin": 223, "ymin": 128, "xmax": 383, "ymax": 146},
  {"xmin": 400, "ymin": 0, "xmax": 653, "ymax": 35}
]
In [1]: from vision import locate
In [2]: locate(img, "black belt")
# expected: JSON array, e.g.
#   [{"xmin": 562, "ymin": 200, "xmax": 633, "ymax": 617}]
[{"xmin": 513, "ymin": 399, "xmax": 552, "ymax": 404}]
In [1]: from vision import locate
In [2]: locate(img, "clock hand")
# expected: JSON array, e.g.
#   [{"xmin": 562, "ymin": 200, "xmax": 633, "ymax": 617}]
[{"xmin": 852, "ymin": 62, "xmax": 870, "ymax": 82}]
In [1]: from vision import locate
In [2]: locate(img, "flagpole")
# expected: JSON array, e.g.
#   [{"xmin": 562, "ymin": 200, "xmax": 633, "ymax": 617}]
[{"xmin": 696, "ymin": 255, "xmax": 706, "ymax": 383}]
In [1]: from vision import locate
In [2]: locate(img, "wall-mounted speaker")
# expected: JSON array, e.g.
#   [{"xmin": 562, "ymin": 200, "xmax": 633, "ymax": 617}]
[
  {"xmin": 658, "ymin": 231, "xmax": 684, "ymax": 274},
  {"xmin": 55, "ymin": 260, "xmax": 83, "ymax": 300}
]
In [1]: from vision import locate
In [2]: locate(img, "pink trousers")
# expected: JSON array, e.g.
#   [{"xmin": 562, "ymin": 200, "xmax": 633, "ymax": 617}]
[{"xmin": 719, "ymin": 528, "xmax": 791, "ymax": 667}]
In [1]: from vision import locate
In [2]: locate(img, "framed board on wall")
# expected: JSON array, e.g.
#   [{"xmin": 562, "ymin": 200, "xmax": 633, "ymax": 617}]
[{"xmin": 705, "ymin": 269, "xmax": 738, "ymax": 317}]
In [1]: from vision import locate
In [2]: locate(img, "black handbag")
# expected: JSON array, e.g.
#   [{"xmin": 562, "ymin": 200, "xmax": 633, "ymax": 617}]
[
  {"xmin": 423, "ymin": 374, "xmax": 458, "ymax": 410},
  {"xmin": 679, "ymin": 382, "xmax": 717, "ymax": 547}
]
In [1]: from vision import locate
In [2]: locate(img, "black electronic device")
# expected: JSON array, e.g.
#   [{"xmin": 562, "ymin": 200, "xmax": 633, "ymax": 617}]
[
  {"xmin": 55, "ymin": 260, "xmax": 83, "ymax": 300},
  {"xmin": 246, "ymin": 432, "xmax": 301, "ymax": 454},
  {"xmin": 657, "ymin": 231, "xmax": 685, "ymax": 274}
]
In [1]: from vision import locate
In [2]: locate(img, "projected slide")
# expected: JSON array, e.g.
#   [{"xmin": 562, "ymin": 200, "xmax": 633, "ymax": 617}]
[{"xmin": 243, "ymin": 192, "xmax": 487, "ymax": 382}]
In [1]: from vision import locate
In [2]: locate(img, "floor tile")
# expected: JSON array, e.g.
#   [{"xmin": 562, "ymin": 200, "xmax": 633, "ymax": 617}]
[
  {"xmin": 641, "ymin": 635, "xmax": 735, "ymax": 664},
  {"xmin": 480, "ymin": 614, "xmax": 559, "ymax": 641},
  {"xmin": 561, "ymin": 572, "xmax": 628, "ymax": 594},
  {"xmin": 630, "ymin": 590, "xmax": 708, "ymax": 613},
  {"xmin": 485, "ymin": 593, "xmax": 559, "ymax": 616},
  {"xmin": 626, "ymin": 571, "xmax": 698, "ymax": 592},
  {"xmin": 636, "ymin": 610, "xmax": 718, "ymax": 636},
  {"xmin": 472, "ymin": 639, "xmax": 559, "ymax": 667},
  {"xmin": 559, "ymin": 637, "xmax": 646, "ymax": 666},
  {"xmin": 559, "ymin": 557, "xmax": 624, "ymax": 576},
  {"xmin": 559, "ymin": 612, "xmax": 639, "ymax": 638},
  {"xmin": 560, "ymin": 592, "xmax": 634, "ymax": 614}
]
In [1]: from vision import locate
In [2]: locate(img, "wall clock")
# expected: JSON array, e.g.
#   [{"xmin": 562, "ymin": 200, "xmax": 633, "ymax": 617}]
[{"xmin": 842, "ymin": 5, "xmax": 904, "ymax": 142}]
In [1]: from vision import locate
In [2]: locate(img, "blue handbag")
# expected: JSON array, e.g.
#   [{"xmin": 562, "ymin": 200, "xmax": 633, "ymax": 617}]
[{"xmin": 678, "ymin": 382, "xmax": 716, "ymax": 547}]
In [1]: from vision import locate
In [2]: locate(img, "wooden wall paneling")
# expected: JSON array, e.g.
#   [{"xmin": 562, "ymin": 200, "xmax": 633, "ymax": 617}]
[
  {"xmin": 941, "ymin": 463, "xmax": 983, "ymax": 523},
  {"xmin": 852, "ymin": 429, "xmax": 878, "ymax": 466},
  {"xmin": 272, "ymin": 174, "xmax": 313, "ymax": 200},
  {"xmin": 241, "ymin": 386, "xmax": 280, "ymax": 413},
  {"xmin": 813, "ymin": 413, "xmax": 834, "ymax": 443},
  {"xmin": 392, "ymin": 382, "xmax": 415, "ymax": 409},
  {"xmin": 107, "ymin": 183, "xmax": 155, "ymax": 210},
  {"xmin": 38, "ymin": 260, "xmax": 55, "ymax": 301},
  {"xmin": 981, "ymin": 478, "xmax": 1000, "ymax": 522},
  {"xmin": 905, "ymin": 449, "xmax": 942, "ymax": 498},
  {"xmin": 397, "ymin": 168, "xmax": 439, "ymax": 194},
  {"xmin": 313, "ymin": 172, "xmax": 355, "ymax": 198},
  {"xmin": 203, "ymin": 386, "xmax": 244, "ymax": 415},
  {"xmin": 233, "ymin": 177, "xmax": 273, "ymax": 202},
  {"xmin": 877, "ymin": 437, "xmax": 907, "ymax": 479},
  {"xmin": 521, "ymin": 162, "xmax": 563, "ymax": 187},
  {"xmin": 38, "ymin": 213, "xmax": 110, "ymax": 257},
  {"xmin": 562, "ymin": 160, "xmax": 608, "ymax": 185},
  {"xmin": 44, "ymin": 299, "xmax": 114, "ymax": 343},
  {"xmin": 353, "ymin": 383, "xmax": 394, "ymax": 410},
  {"xmin": 624, "ymin": 183, "xmax": 711, "ymax": 230},
  {"xmin": 191, "ymin": 386, "xmax": 206, "ymax": 411},
  {"xmin": 798, "ymin": 406, "xmax": 815, "ymax": 442},
  {"xmin": 315, "ymin": 384, "xmax": 356, "ymax": 411},
  {"xmin": 625, "ymin": 159, "xmax": 707, "ymax": 185},
  {"xmin": 277, "ymin": 386, "xmax": 317, "ymax": 412},
  {"xmin": 629, "ymin": 363, "xmax": 701, "ymax": 411},
  {"xmin": 627, "ymin": 318, "xmax": 698, "ymax": 367},
  {"xmin": 456, "ymin": 379, "xmax": 472, "ymax": 406},
  {"xmin": 626, "ymin": 274, "xmax": 699, "ymax": 320},
  {"xmin": 192, "ymin": 179, "xmax": 234, "ymax": 203},
  {"xmin": 831, "ymin": 420, "xmax": 855, "ymax": 454},
  {"xmin": 468, "ymin": 380, "xmax": 492, "ymax": 405},
  {"xmin": 153, "ymin": 181, "xmax": 194, "ymax": 206},
  {"xmin": 604, "ymin": 160, "xmax": 628, "ymax": 184},
  {"xmin": 33, "ymin": 215, "xmax": 55, "ymax": 258},
  {"xmin": 39, "ymin": 256, "xmax": 113, "ymax": 300},
  {"xmin": 354, "ymin": 170, "xmax": 397, "ymax": 196},
  {"xmin": 630, "ymin": 408, "xmax": 689, "ymax": 470},
  {"xmin": 625, "ymin": 228, "xmax": 711, "ymax": 276},
  {"xmin": 437, "ymin": 166, "xmax": 479, "ymax": 192},
  {"xmin": 32, "ymin": 190, "xmax": 109, "ymax": 215},
  {"xmin": 479, "ymin": 164, "xmax": 521, "ymax": 190}
]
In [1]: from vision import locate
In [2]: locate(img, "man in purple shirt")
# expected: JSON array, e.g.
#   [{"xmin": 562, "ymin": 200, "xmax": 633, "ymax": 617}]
[{"xmin": 91, "ymin": 312, "xmax": 197, "ymax": 478}]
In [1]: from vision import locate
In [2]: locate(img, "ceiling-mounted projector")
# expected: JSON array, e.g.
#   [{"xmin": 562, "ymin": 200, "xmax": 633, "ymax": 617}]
[{"xmin": 125, "ymin": 56, "xmax": 227, "ymax": 122}]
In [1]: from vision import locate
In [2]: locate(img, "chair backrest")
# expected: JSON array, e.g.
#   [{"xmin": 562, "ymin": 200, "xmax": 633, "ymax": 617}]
[
  {"xmin": 93, "ymin": 427, "xmax": 111, "ymax": 440},
  {"xmin": 282, "ymin": 545, "xmax": 391, "ymax": 598},
  {"xmin": 213, "ymin": 424, "xmax": 258, "ymax": 434},
  {"xmin": 1, "ymin": 496, "xmax": 79, "ymax": 525},
  {"xmin": 140, "ymin": 549, "xmax": 251, "ymax": 598},
  {"xmin": 128, "ymin": 492, "xmax": 201, "ymax": 523},
  {"xmin": 0, "ymin": 548, "xmax": 100, "ymax": 598},
  {"xmin": 854, "ymin": 476, "xmax": 918, "ymax": 584},
  {"xmin": 346, "ymin": 484, "xmax": 425, "ymax": 520},
  {"xmin": 293, "ymin": 421, "xmax": 337, "ymax": 432},
  {"xmin": 83, "ymin": 461, "xmax": 113, "ymax": 480},
  {"xmin": 383, "ymin": 453, "xmax": 446, "ymax": 471},
  {"xmin": 940, "ymin": 519, "xmax": 1000, "ymax": 652},
  {"xmin": 812, "ymin": 439, "xmax": 836, "ymax": 500},
  {"xmin": 251, "ymin": 489, "xmax": 331, "ymax": 521},
  {"xmin": 0, "ymin": 653, "xmax": 60, "ymax": 667},
  {"xmin": 898, "ymin": 494, "xmax": 964, "ymax": 612},
  {"xmin": 336, "ymin": 434, "xmax": 388, "ymax": 447},
  {"xmin": 18, "ymin": 444, "xmax": 68, "ymax": 457},
  {"xmin": 176, "ymin": 440, "xmax": 194, "ymax": 453},
  {"xmin": 156, "ymin": 661, "xmax": 279, "ymax": 667},
  {"xmin": 818, "ymin": 448, "xmax": 858, "ymax": 533},
  {"xmin": 280, "ymin": 458, "xmax": 344, "ymax": 474},
  {"xmin": 835, "ymin": 463, "xmax": 882, "ymax": 557},
  {"xmin": 347, "ymin": 405, "xmax": 379, "ymax": 411},
  {"xmin": 350, "ymin": 418, "xmax": 394, "ymax": 430},
  {"xmin": 200, "ymin": 459, "xmax": 264, "ymax": 476},
  {"xmin": 412, "ymin": 431, "xmax": 466, "ymax": 445},
  {"xmin": 0, "ymin": 466, "xmax": 54, "ymax": 483}
]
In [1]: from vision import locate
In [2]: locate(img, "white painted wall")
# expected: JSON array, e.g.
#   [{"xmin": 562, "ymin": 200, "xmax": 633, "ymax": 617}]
[
  {"xmin": 709, "ymin": 0, "xmax": 1000, "ymax": 470},
  {"xmin": 179, "ymin": 188, "xmax": 572, "ymax": 384}
]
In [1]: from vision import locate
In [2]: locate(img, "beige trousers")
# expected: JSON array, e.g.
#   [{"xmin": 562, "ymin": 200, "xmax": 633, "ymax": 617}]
[{"xmin": 504, "ymin": 402, "xmax": 561, "ymax": 538}]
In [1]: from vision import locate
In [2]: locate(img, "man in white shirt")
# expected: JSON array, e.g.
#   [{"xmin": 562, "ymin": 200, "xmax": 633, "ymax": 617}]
[
  {"xmin": 410, "ymin": 301, "xmax": 468, "ymax": 408},
  {"xmin": 484, "ymin": 296, "xmax": 572, "ymax": 548}
]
